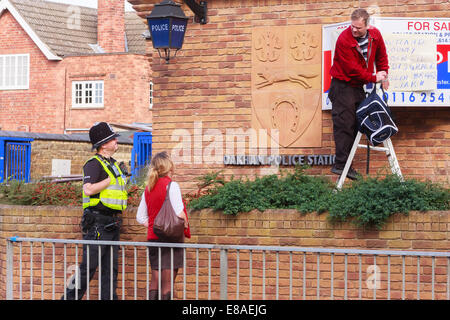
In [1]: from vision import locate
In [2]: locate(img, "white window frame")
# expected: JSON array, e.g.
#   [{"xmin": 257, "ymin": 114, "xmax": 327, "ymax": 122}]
[
  {"xmin": 149, "ymin": 81, "xmax": 154, "ymax": 109},
  {"xmin": 0, "ymin": 54, "xmax": 30, "ymax": 90},
  {"xmin": 71, "ymin": 80, "xmax": 104, "ymax": 108}
]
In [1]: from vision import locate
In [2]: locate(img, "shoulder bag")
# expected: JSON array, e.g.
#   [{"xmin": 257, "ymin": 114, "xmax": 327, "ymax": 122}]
[
  {"xmin": 153, "ymin": 182, "xmax": 185, "ymax": 242},
  {"xmin": 356, "ymin": 83, "xmax": 398, "ymax": 146}
]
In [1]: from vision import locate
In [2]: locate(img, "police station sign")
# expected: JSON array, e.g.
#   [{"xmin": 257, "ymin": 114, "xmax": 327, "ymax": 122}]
[
  {"xmin": 223, "ymin": 154, "xmax": 335, "ymax": 166},
  {"xmin": 322, "ymin": 17, "xmax": 450, "ymax": 108}
]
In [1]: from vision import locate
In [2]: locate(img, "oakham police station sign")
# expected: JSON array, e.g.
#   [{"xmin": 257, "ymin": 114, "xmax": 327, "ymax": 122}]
[{"xmin": 224, "ymin": 154, "xmax": 335, "ymax": 166}]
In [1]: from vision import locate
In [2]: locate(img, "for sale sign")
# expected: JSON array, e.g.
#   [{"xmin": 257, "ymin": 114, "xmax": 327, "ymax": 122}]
[
  {"xmin": 437, "ymin": 44, "xmax": 450, "ymax": 89},
  {"xmin": 322, "ymin": 17, "xmax": 450, "ymax": 108}
]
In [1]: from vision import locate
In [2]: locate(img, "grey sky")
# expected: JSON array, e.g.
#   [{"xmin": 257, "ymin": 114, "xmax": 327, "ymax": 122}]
[{"xmin": 46, "ymin": 0, "xmax": 135, "ymax": 11}]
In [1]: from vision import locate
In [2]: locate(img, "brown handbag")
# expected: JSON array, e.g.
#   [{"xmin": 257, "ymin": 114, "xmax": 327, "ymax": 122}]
[{"xmin": 153, "ymin": 182, "xmax": 185, "ymax": 242}]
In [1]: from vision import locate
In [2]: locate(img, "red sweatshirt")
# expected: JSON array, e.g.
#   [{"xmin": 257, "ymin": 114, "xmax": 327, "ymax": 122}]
[
  {"xmin": 330, "ymin": 25, "xmax": 389, "ymax": 87},
  {"xmin": 144, "ymin": 176, "xmax": 191, "ymax": 241}
]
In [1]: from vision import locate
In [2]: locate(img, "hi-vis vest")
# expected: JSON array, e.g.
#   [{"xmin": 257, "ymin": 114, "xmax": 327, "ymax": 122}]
[{"xmin": 82, "ymin": 156, "xmax": 127, "ymax": 211}]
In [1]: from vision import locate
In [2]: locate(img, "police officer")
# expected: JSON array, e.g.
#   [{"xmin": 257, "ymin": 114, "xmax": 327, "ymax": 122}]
[{"xmin": 63, "ymin": 122, "xmax": 127, "ymax": 300}]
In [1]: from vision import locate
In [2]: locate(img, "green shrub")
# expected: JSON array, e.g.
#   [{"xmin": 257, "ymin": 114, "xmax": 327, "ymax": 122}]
[
  {"xmin": 188, "ymin": 168, "xmax": 449, "ymax": 229},
  {"xmin": 0, "ymin": 180, "xmax": 82, "ymax": 206},
  {"xmin": 327, "ymin": 174, "xmax": 450, "ymax": 229},
  {"xmin": 188, "ymin": 167, "xmax": 334, "ymax": 215},
  {"xmin": 1, "ymin": 169, "xmax": 448, "ymax": 230},
  {"xmin": 0, "ymin": 178, "xmax": 146, "ymax": 207}
]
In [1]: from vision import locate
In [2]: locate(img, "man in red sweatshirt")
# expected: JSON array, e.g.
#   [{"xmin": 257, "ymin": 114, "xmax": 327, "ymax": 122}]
[{"xmin": 329, "ymin": 8, "xmax": 390, "ymax": 180}]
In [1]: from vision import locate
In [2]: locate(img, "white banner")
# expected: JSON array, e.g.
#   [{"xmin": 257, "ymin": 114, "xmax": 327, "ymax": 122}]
[{"xmin": 322, "ymin": 17, "xmax": 450, "ymax": 109}]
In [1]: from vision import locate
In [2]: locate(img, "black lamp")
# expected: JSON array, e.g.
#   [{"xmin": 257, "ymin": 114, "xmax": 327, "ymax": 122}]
[
  {"xmin": 147, "ymin": 0, "xmax": 207, "ymax": 64},
  {"xmin": 146, "ymin": 0, "xmax": 188, "ymax": 63}
]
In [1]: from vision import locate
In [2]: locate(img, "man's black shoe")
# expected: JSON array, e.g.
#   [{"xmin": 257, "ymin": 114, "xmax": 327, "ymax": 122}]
[
  {"xmin": 331, "ymin": 165, "xmax": 361, "ymax": 180},
  {"xmin": 331, "ymin": 165, "xmax": 343, "ymax": 176},
  {"xmin": 346, "ymin": 167, "xmax": 361, "ymax": 180}
]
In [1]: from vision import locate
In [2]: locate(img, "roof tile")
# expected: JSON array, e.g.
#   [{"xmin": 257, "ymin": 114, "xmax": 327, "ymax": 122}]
[{"xmin": 9, "ymin": 0, "xmax": 147, "ymax": 56}]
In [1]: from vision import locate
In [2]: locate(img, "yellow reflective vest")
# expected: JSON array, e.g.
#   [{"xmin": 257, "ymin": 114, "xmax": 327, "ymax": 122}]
[{"xmin": 82, "ymin": 155, "xmax": 127, "ymax": 211}]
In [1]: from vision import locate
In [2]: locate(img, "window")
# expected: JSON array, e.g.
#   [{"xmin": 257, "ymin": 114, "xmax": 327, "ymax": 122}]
[
  {"xmin": 72, "ymin": 80, "xmax": 104, "ymax": 108},
  {"xmin": 149, "ymin": 81, "xmax": 154, "ymax": 109},
  {"xmin": 0, "ymin": 54, "xmax": 29, "ymax": 90}
]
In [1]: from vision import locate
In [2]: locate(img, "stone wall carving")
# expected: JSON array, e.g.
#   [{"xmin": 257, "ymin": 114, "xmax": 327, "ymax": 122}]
[{"xmin": 252, "ymin": 26, "xmax": 322, "ymax": 148}]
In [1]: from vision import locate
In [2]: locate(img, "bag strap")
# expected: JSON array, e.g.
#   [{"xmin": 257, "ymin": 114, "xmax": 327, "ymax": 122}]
[
  {"xmin": 375, "ymin": 82, "xmax": 396, "ymax": 121},
  {"xmin": 380, "ymin": 84, "xmax": 388, "ymax": 104},
  {"xmin": 371, "ymin": 82, "xmax": 388, "ymax": 104},
  {"xmin": 164, "ymin": 181, "xmax": 172, "ymax": 201},
  {"xmin": 366, "ymin": 140, "xmax": 370, "ymax": 174}
]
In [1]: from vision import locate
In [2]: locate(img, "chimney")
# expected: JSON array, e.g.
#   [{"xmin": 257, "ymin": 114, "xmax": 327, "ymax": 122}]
[{"xmin": 97, "ymin": 0, "xmax": 126, "ymax": 53}]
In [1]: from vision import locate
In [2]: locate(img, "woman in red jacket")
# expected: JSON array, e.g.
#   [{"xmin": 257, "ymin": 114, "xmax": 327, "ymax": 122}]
[{"xmin": 136, "ymin": 151, "xmax": 190, "ymax": 300}]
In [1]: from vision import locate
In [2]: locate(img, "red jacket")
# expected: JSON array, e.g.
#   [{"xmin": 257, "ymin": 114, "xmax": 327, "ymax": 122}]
[
  {"xmin": 330, "ymin": 26, "xmax": 389, "ymax": 86},
  {"xmin": 144, "ymin": 176, "xmax": 191, "ymax": 241}
]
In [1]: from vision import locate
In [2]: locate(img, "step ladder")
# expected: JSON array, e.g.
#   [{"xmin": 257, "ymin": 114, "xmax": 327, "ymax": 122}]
[{"xmin": 335, "ymin": 131, "xmax": 403, "ymax": 190}]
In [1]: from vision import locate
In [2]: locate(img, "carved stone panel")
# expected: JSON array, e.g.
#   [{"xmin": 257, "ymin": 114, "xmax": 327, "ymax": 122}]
[{"xmin": 251, "ymin": 25, "xmax": 322, "ymax": 148}]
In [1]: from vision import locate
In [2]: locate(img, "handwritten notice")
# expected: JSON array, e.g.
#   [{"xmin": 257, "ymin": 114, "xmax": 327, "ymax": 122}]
[{"xmin": 384, "ymin": 33, "xmax": 437, "ymax": 91}]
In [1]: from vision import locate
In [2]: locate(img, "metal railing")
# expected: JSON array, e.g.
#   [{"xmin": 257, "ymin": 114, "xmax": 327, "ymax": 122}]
[{"xmin": 5, "ymin": 237, "xmax": 450, "ymax": 300}]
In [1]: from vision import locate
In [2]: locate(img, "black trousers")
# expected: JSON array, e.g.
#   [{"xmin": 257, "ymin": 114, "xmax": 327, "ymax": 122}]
[
  {"xmin": 328, "ymin": 78, "xmax": 366, "ymax": 168},
  {"xmin": 63, "ymin": 210, "xmax": 121, "ymax": 300}
]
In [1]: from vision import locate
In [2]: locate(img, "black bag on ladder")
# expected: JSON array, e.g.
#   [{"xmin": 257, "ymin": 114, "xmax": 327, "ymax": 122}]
[{"xmin": 356, "ymin": 83, "xmax": 398, "ymax": 146}]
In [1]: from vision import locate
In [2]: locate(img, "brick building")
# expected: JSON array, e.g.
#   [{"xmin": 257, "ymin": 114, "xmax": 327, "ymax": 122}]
[
  {"xmin": 130, "ymin": 0, "xmax": 450, "ymax": 193},
  {"xmin": 0, "ymin": 0, "xmax": 152, "ymax": 134}
]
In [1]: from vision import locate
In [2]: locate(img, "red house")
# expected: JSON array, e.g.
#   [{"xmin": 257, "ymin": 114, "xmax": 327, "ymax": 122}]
[{"xmin": 0, "ymin": 0, "xmax": 152, "ymax": 134}]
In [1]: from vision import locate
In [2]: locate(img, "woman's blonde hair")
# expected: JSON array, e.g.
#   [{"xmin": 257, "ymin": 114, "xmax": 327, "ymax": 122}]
[{"xmin": 147, "ymin": 151, "xmax": 174, "ymax": 190}]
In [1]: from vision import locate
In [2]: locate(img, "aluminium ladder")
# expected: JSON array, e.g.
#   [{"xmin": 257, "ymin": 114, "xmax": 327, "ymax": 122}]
[{"xmin": 335, "ymin": 131, "xmax": 403, "ymax": 190}]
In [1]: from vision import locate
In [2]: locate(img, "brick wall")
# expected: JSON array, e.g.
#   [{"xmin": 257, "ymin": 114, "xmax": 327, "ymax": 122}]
[
  {"xmin": 63, "ymin": 54, "xmax": 152, "ymax": 131},
  {"xmin": 130, "ymin": 0, "xmax": 450, "ymax": 193},
  {"xmin": 0, "ymin": 11, "xmax": 152, "ymax": 134},
  {"xmin": 98, "ymin": 0, "xmax": 126, "ymax": 53},
  {"xmin": 29, "ymin": 139, "xmax": 132, "ymax": 180},
  {"xmin": 0, "ymin": 10, "xmax": 64, "ymax": 133},
  {"xmin": 0, "ymin": 205, "xmax": 448, "ymax": 300}
]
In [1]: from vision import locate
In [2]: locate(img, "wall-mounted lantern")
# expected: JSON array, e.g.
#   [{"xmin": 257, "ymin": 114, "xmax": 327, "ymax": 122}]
[{"xmin": 146, "ymin": 0, "xmax": 207, "ymax": 63}]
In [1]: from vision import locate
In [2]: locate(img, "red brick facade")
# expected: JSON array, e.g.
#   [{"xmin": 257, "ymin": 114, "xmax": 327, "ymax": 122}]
[
  {"xmin": 0, "ymin": 10, "xmax": 64, "ymax": 133},
  {"xmin": 130, "ymin": 0, "xmax": 450, "ymax": 192},
  {"xmin": 63, "ymin": 54, "xmax": 152, "ymax": 131},
  {"xmin": 98, "ymin": 0, "xmax": 126, "ymax": 53},
  {"xmin": 0, "ymin": 3, "xmax": 152, "ymax": 134}
]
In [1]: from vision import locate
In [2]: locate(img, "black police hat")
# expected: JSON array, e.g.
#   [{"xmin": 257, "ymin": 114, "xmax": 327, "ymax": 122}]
[{"xmin": 89, "ymin": 122, "xmax": 120, "ymax": 150}]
